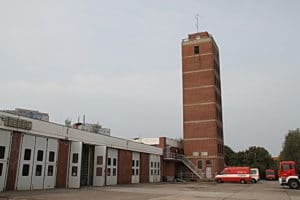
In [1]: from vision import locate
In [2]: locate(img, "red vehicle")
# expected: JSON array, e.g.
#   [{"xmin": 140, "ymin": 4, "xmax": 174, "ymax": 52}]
[
  {"xmin": 215, "ymin": 167, "xmax": 251, "ymax": 184},
  {"xmin": 279, "ymin": 161, "xmax": 299, "ymax": 189},
  {"xmin": 265, "ymin": 169, "xmax": 275, "ymax": 180}
]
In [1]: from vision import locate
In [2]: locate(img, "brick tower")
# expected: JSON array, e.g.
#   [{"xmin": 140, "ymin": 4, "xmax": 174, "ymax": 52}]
[{"xmin": 182, "ymin": 32, "xmax": 224, "ymax": 178}]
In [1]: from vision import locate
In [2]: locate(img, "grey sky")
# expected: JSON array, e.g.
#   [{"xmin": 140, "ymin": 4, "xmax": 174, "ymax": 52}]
[{"xmin": 0, "ymin": 0, "xmax": 299, "ymax": 156}]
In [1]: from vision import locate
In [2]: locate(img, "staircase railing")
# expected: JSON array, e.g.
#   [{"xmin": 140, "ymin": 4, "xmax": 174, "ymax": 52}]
[{"xmin": 163, "ymin": 150, "xmax": 203, "ymax": 179}]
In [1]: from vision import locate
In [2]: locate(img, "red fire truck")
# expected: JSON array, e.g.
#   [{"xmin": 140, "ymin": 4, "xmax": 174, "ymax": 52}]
[
  {"xmin": 215, "ymin": 167, "xmax": 252, "ymax": 184},
  {"xmin": 279, "ymin": 161, "xmax": 299, "ymax": 189},
  {"xmin": 265, "ymin": 169, "xmax": 275, "ymax": 180}
]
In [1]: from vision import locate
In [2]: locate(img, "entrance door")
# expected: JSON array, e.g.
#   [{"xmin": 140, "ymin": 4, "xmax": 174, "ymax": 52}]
[
  {"xmin": 31, "ymin": 137, "xmax": 47, "ymax": 189},
  {"xmin": 106, "ymin": 148, "xmax": 118, "ymax": 186},
  {"xmin": 0, "ymin": 130, "xmax": 11, "ymax": 192},
  {"xmin": 93, "ymin": 146, "xmax": 106, "ymax": 186},
  {"xmin": 206, "ymin": 167, "xmax": 212, "ymax": 179},
  {"xmin": 68, "ymin": 141, "xmax": 82, "ymax": 188},
  {"xmin": 149, "ymin": 155, "xmax": 160, "ymax": 183},
  {"xmin": 131, "ymin": 152, "xmax": 140, "ymax": 184},
  {"xmin": 44, "ymin": 138, "xmax": 58, "ymax": 189},
  {"xmin": 17, "ymin": 135, "xmax": 35, "ymax": 190}
]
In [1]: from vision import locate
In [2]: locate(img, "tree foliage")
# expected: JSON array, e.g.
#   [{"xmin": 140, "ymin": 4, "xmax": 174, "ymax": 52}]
[
  {"xmin": 280, "ymin": 128, "xmax": 300, "ymax": 169},
  {"xmin": 224, "ymin": 145, "xmax": 274, "ymax": 178}
]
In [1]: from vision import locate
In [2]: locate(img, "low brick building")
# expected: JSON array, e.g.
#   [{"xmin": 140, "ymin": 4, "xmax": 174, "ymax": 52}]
[{"xmin": 0, "ymin": 111, "xmax": 162, "ymax": 192}]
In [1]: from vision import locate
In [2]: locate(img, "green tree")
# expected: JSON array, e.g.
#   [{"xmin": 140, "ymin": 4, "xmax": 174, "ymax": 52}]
[
  {"xmin": 280, "ymin": 128, "xmax": 300, "ymax": 169},
  {"xmin": 224, "ymin": 145, "xmax": 237, "ymax": 166}
]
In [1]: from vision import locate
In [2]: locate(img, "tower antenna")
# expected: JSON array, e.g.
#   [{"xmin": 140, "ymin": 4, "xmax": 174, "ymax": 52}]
[{"xmin": 195, "ymin": 14, "xmax": 200, "ymax": 33}]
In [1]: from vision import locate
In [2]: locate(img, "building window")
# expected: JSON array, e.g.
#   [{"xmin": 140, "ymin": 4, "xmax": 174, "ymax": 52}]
[
  {"xmin": 136, "ymin": 169, "xmax": 139, "ymax": 176},
  {"xmin": 194, "ymin": 46, "xmax": 200, "ymax": 54},
  {"xmin": 49, "ymin": 151, "xmax": 55, "ymax": 162},
  {"xmin": 206, "ymin": 160, "xmax": 211, "ymax": 165},
  {"xmin": 107, "ymin": 168, "xmax": 111, "ymax": 176},
  {"xmin": 136, "ymin": 160, "xmax": 139, "ymax": 167},
  {"xmin": 24, "ymin": 149, "xmax": 31, "ymax": 161},
  {"xmin": 72, "ymin": 153, "xmax": 78, "ymax": 163},
  {"xmin": 113, "ymin": 168, "xmax": 117, "ymax": 176},
  {"xmin": 197, "ymin": 160, "xmax": 203, "ymax": 169},
  {"xmin": 113, "ymin": 158, "xmax": 117, "ymax": 166},
  {"xmin": 97, "ymin": 156, "xmax": 103, "ymax": 165},
  {"xmin": 107, "ymin": 158, "xmax": 111, "ymax": 166},
  {"xmin": 48, "ymin": 165, "xmax": 54, "ymax": 176},
  {"xmin": 35, "ymin": 165, "xmax": 42, "ymax": 176},
  {"xmin": 132, "ymin": 160, "xmax": 135, "ymax": 167},
  {"xmin": 37, "ymin": 150, "xmax": 44, "ymax": 161},
  {"xmin": 96, "ymin": 167, "xmax": 102, "ymax": 176},
  {"xmin": 22, "ymin": 164, "xmax": 30, "ymax": 176},
  {"xmin": 0, "ymin": 146, "xmax": 5, "ymax": 159},
  {"xmin": 132, "ymin": 168, "xmax": 135, "ymax": 175},
  {"xmin": 0, "ymin": 163, "xmax": 3, "ymax": 176},
  {"xmin": 72, "ymin": 166, "xmax": 78, "ymax": 176}
]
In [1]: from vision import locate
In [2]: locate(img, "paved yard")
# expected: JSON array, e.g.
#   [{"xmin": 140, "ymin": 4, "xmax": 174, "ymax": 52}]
[{"xmin": 1, "ymin": 181, "xmax": 300, "ymax": 200}]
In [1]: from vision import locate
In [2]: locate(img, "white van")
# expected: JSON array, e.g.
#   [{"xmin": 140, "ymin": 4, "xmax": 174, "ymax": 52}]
[{"xmin": 250, "ymin": 168, "xmax": 260, "ymax": 183}]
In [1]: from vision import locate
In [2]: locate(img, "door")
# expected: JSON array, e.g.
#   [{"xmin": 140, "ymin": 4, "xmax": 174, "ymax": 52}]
[
  {"xmin": 68, "ymin": 141, "xmax": 82, "ymax": 188},
  {"xmin": 31, "ymin": 137, "xmax": 47, "ymax": 189},
  {"xmin": 93, "ymin": 146, "xmax": 106, "ymax": 186},
  {"xmin": 17, "ymin": 135, "xmax": 35, "ymax": 190},
  {"xmin": 106, "ymin": 148, "xmax": 118, "ymax": 186},
  {"xmin": 149, "ymin": 155, "xmax": 160, "ymax": 183},
  {"xmin": 131, "ymin": 152, "xmax": 140, "ymax": 184},
  {"xmin": 44, "ymin": 138, "xmax": 58, "ymax": 189},
  {"xmin": 206, "ymin": 167, "xmax": 212, "ymax": 179},
  {"xmin": 0, "ymin": 130, "xmax": 11, "ymax": 192}
]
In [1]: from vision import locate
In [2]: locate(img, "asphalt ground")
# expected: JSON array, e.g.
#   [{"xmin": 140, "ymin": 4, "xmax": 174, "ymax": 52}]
[{"xmin": 1, "ymin": 180, "xmax": 300, "ymax": 200}]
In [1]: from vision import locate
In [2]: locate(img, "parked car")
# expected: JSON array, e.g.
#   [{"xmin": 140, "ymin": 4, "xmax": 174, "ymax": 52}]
[{"xmin": 215, "ymin": 167, "xmax": 251, "ymax": 184}]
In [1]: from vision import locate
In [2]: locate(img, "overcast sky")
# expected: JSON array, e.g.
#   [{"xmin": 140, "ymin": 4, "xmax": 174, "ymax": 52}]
[{"xmin": 0, "ymin": 0, "xmax": 299, "ymax": 156}]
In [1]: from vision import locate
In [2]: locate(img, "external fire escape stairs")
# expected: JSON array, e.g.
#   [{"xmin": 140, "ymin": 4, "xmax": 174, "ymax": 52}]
[{"xmin": 163, "ymin": 151, "xmax": 203, "ymax": 180}]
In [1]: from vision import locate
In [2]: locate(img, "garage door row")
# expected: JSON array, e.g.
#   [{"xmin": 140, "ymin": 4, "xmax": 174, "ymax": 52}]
[{"xmin": 0, "ymin": 130, "xmax": 161, "ymax": 191}]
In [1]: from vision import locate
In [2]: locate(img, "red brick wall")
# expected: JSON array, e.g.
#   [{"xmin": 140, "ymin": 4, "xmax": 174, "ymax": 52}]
[
  {"xmin": 184, "ymin": 139, "xmax": 218, "ymax": 156},
  {"xmin": 163, "ymin": 161, "xmax": 176, "ymax": 177},
  {"xmin": 140, "ymin": 153, "xmax": 149, "ymax": 183},
  {"xmin": 184, "ymin": 104, "xmax": 216, "ymax": 122},
  {"xmin": 183, "ymin": 70, "xmax": 215, "ymax": 88},
  {"xmin": 6, "ymin": 131, "xmax": 21, "ymax": 191},
  {"xmin": 184, "ymin": 121, "xmax": 217, "ymax": 138},
  {"xmin": 56, "ymin": 140, "xmax": 69, "ymax": 188},
  {"xmin": 117, "ymin": 150, "xmax": 132, "ymax": 184},
  {"xmin": 183, "ymin": 87, "xmax": 215, "ymax": 104}
]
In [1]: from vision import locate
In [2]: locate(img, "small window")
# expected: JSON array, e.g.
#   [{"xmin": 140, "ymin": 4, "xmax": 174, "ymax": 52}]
[
  {"xmin": 107, "ymin": 168, "xmax": 111, "ymax": 176},
  {"xmin": 157, "ymin": 170, "xmax": 160, "ymax": 175},
  {"xmin": 72, "ymin": 166, "xmax": 77, "ymax": 176},
  {"xmin": 0, "ymin": 146, "xmax": 5, "ymax": 159},
  {"xmin": 136, "ymin": 160, "xmax": 139, "ymax": 167},
  {"xmin": 72, "ymin": 153, "xmax": 78, "ymax": 163},
  {"xmin": 113, "ymin": 168, "xmax": 117, "ymax": 176},
  {"xmin": 206, "ymin": 160, "xmax": 211, "ymax": 165},
  {"xmin": 0, "ymin": 163, "xmax": 3, "ymax": 176},
  {"xmin": 35, "ymin": 165, "xmax": 42, "ymax": 176},
  {"xmin": 197, "ymin": 160, "xmax": 203, "ymax": 169},
  {"xmin": 107, "ymin": 158, "xmax": 111, "ymax": 166},
  {"xmin": 151, "ymin": 169, "xmax": 153, "ymax": 175},
  {"xmin": 48, "ymin": 165, "xmax": 54, "ymax": 176},
  {"xmin": 24, "ymin": 149, "xmax": 31, "ymax": 161},
  {"xmin": 132, "ymin": 168, "xmax": 135, "ymax": 175},
  {"xmin": 154, "ymin": 162, "xmax": 157, "ymax": 168},
  {"xmin": 37, "ymin": 150, "xmax": 44, "ymax": 161},
  {"xmin": 22, "ymin": 164, "xmax": 30, "ymax": 176},
  {"xmin": 113, "ymin": 158, "xmax": 117, "ymax": 166},
  {"xmin": 49, "ymin": 151, "xmax": 55, "ymax": 162},
  {"xmin": 194, "ymin": 46, "xmax": 200, "ymax": 54},
  {"xmin": 96, "ymin": 167, "xmax": 102, "ymax": 176},
  {"xmin": 97, "ymin": 156, "xmax": 103, "ymax": 165},
  {"xmin": 157, "ymin": 162, "xmax": 160, "ymax": 168},
  {"xmin": 151, "ymin": 162, "xmax": 153, "ymax": 168},
  {"xmin": 136, "ymin": 169, "xmax": 139, "ymax": 176},
  {"xmin": 154, "ymin": 169, "xmax": 156, "ymax": 175},
  {"xmin": 132, "ymin": 160, "xmax": 135, "ymax": 167}
]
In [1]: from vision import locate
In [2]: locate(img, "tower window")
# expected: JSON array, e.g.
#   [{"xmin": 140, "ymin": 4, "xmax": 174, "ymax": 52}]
[
  {"xmin": 194, "ymin": 46, "xmax": 200, "ymax": 54},
  {"xmin": 197, "ymin": 160, "xmax": 203, "ymax": 169}
]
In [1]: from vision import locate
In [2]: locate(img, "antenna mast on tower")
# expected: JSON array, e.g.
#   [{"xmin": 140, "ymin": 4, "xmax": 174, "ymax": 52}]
[{"xmin": 195, "ymin": 14, "xmax": 200, "ymax": 32}]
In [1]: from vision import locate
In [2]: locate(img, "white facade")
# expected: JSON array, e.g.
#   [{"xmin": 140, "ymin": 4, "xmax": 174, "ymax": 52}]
[{"xmin": 0, "ymin": 130, "xmax": 11, "ymax": 192}]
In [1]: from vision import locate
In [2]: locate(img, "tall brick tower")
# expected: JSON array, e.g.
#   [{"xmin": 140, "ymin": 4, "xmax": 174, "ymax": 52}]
[{"xmin": 182, "ymin": 32, "xmax": 224, "ymax": 178}]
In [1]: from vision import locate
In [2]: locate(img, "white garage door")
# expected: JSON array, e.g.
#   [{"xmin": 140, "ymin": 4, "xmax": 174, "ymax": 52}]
[
  {"xmin": 93, "ymin": 146, "xmax": 106, "ymax": 187},
  {"xmin": 106, "ymin": 148, "xmax": 118, "ymax": 186},
  {"xmin": 0, "ymin": 130, "xmax": 11, "ymax": 192},
  {"xmin": 68, "ymin": 141, "xmax": 82, "ymax": 188},
  {"xmin": 131, "ymin": 152, "xmax": 140, "ymax": 184}
]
